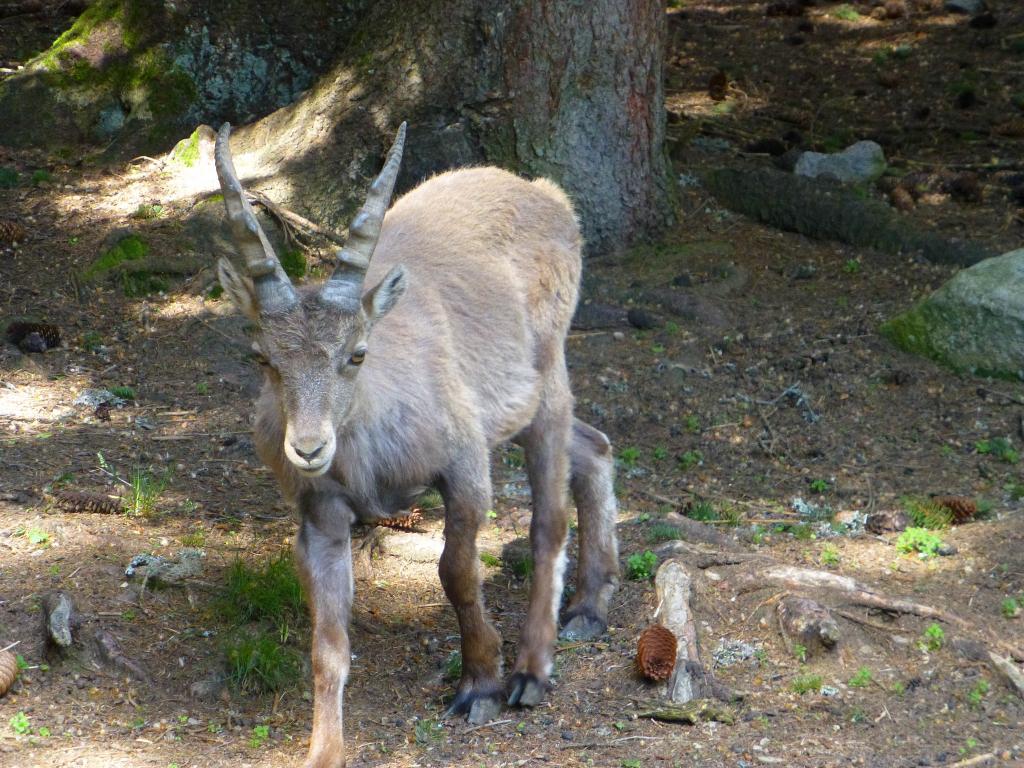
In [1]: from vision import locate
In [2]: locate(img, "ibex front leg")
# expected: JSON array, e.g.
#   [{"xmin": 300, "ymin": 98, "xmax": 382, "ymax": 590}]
[
  {"xmin": 438, "ymin": 450, "xmax": 504, "ymax": 725},
  {"xmin": 295, "ymin": 487, "xmax": 354, "ymax": 768},
  {"xmin": 508, "ymin": 375, "xmax": 574, "ymax": 707}
]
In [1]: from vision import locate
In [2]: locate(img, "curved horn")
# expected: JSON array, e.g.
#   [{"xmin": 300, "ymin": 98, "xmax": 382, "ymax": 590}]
[
  {"xmin": 214, "ymin": 123, "xmax": 298, "ymax": 313},
  {"xmin": 322, "ymin": 121, "xmax": 407, "ymax": 308}
]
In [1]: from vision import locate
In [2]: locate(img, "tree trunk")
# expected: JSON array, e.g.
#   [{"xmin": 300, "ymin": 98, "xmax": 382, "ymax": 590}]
[
  {"xmin": 231, "ymin": 0, "xmax": 676, "ymax": 255},
  {"xmin": 0, "ymin": 0, "xmax": 675, "ymax": 255}
]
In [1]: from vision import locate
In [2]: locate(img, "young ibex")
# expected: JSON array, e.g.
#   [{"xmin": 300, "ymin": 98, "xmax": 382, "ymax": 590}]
[{"xmin": 212, "ymin": 122, "xmax": 620, "ymax": 768}]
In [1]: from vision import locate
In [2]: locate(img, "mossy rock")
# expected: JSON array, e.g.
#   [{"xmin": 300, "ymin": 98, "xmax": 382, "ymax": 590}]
[{"xmin": 881, "ymin": 249, "xmax": 1024, "ymax": 380}]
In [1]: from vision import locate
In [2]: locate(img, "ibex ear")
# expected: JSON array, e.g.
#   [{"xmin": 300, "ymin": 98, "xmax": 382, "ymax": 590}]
[
  {"xmin": 362, "ymin": 264, "xmax": 406, "ymax": 323},
  {"xmin": 217, "ymin": 257, "xmax": 259, "ymax": 321}
]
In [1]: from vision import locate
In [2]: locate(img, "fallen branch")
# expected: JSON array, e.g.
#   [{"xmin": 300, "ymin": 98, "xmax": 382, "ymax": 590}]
[
  {"xmin": 733, "ymin": 565, "xmax": 1024, "ymax": 665},
  {"xmin": 635, "ymin": 699, "xmax": 735, "ymax": 725},
  {"xmin": 246, "ymin": 190, "xmax": 346, "ymax": 247}
]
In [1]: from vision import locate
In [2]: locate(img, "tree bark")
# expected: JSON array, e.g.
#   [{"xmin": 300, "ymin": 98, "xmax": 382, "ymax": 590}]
[{"xmin": 220, "ymin": 0, "xmax": 677, "ymax": 255}]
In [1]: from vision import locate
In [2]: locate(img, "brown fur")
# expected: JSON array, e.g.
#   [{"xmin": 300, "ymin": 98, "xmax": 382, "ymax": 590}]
[{"xmin": 216, "ymin": 162, "xmax": 619, "ymax": 768}]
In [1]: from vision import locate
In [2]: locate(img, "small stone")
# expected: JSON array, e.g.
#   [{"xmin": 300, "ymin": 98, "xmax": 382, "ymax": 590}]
[
  {"xmin": 561, "ymin": 731, "xmax": 574, "ymax": 741},
  {"xmin": 795, "ymin": 140, "xmax": 887, "ymax": 184},
  {"xmin": 937, "ymin": 543, "xmax": 958, "ymax": 557}
]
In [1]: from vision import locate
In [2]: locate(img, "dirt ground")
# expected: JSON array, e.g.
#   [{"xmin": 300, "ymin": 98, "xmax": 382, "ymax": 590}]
[{"xmin": 2, "ymin": 1, "xmax": 1024, "ymax": 767}]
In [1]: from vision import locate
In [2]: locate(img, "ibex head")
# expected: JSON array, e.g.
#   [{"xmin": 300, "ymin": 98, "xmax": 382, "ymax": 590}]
[{"xmin": 213, "ymin": 123, "xmax": 408, "ymax": 476}]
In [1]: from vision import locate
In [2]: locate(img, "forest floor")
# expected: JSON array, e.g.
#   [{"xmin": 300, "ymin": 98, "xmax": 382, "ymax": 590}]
[{"xmin": 1, "ymin": 1, "xmax": 1024, "ymax": 767}]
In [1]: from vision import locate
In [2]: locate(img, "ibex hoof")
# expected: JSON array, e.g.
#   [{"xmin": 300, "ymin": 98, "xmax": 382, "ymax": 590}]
[
  {"xmin": 559, "ymin": 611, "xmax": 607, "ymax": 642},
  {"xmin": 507, "ymin": 672, "xmax": 547, "ymax": 708},
  {"xmin": 444, "ymin": 687, "xmax": 503, "ymax": 725}
]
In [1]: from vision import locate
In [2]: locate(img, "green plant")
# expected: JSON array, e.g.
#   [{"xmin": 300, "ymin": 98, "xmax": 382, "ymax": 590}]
[
  {"xmin": 902, "ymin": 497, "xmax": 952, "ymax": 530},
  {"xmin": 9, "ymin": 712, "xmax": 30, "ymax": 735},
  {"xmin": 222, "ymin": 551, "xmax": 305, "ymax": 630},
  {"xmin": 444, "ymin": 650, "xmax": 462, "ymax": 681},
  {"xmin": 479, "ymin": 552, "xmax": 500, "ymax": 568},
  {"xmin": 418, "ymin": 488, "xmax": 444, "ymax": 509},
  {"xmin": 195, "ymin": 381, "xmax": 209, "ymax": 395},
  {"xmin": 1005, "ymin": 481, "xmax": 1024, "ymax": 501},
  {"xmin": 967, "ymin": 678, "xmax": 990, "ymax": 707},
  {"xmin": 790, "ymin": 673, "xmax": 822, "ymax": 695},
  {"xmin": 207, "ymin": 283, "xmax": 224, "ymax": 300},
  {"xmin": 665, "ymin": 321, "xmax": 680, "ymax": 335},
  {"xmin": 890, "ymin": 681, "xmax": 905, "ymax": 696},
  {"xmin": 131, "ymin": 203, "xmax": 164, "ymax": 219},
  {"xmin": 832, "ymin": 4, "xmax": 860, "ymax": 20},
  {"xmin": 0, "ymin": 167, "xmax": 18, "ymax": 188},
  {"xmin": 618, "ymin": 446, "xmax": 641, "ymax": 469},
  {"xmin": 25, "ymin": 527, "xmax": 50, "ymax": 546},
  {"xmin": 677, "ymin": 450, "xmax": 703, "ymax": 471},
  {"xmin": 842, "ymin": 259, "xmax": 861, "ymax": 275},
  {"xmin": 82, "ymin": 330, "xmax": 103, "ymax": 351},
  {"xmin": 896, "ymin": 527, "xmax": 943, "ymax": 558},
  {"xmin": 280, "ymin": 249, "xmax": 306, "ymax": 280},
  {"xmin": 181, "ymin": 528, "xmax": 206, "ymax": 548},
  {"xmin": 507, "ymin": 552, "xmax": 534, "ymax": 580},
  {"xmin": 249, "ymin": 724, "xmax": 270, "ymax": 748},
  {"xmin": 652, "ymin": 446, "xmax": 668, "ymax": 461},
  {"xmin": 793, "ymin": 644, "xmax": 807, "ymax": 663},
  {"xmin": 226, "ymin": 633, "xmax": 302, "ymax": 694},
  {"xmin": 37, "ymin": 726, "xmax": 51, "ymax": 737},
  {"xmin": 848, "ymin": 667, "xmax": 872, "ymax": 688},
  {"xmin": 809, "ymin": 478, "xmax": 830, "ymax": 494},
  {"xmin": 685, "ymin": 500, "xmax": 718, "ymax": 522},
  {"xmin": 821, "ymin": 544, "xmax": 840, "ymax": 568},
  {"xmin": 622, "ymin": 761, "xmax": 642, "ymax": 768},
  {"xmin": 207, "ymin": 721, "xmax": 223, "ymax": 733},
  {"xmin": 1001, "ymin": 597, "xmax": 1021, "ymax": 618},
  {"xmin": 975, "ymin": 437, "xmax": 1019, "ymax": 464},
  {"xmin": 125, "ymin": 467, "xmax": 167, "ymax": 517},
  {"xmin": 110, "ymin": 385, "xmax": 136, "ymax": 400},
  {"xmin": 646, "ymin": 523, "xmax": 682, "ymax": 544},
  {"xmin": 414, "ymin": 718, "xmax": 444, "ymax": 744},
  {"xmin": 31, "ymin": 169, "xmax": 53, "ymax": 185},
  {"xmin": 919, "ymin": 623, "xmax": 945, "ymax": 652},
  {"xmin": 683, "ymin": 414, "xmax": 700, "ymax": 434},
  {"xmin": 626, "ymin": 550, "xmax": 658, "ymax": 581}
]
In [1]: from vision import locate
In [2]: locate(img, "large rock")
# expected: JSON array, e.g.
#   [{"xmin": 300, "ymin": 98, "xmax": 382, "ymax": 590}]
[
  {"xmin": 795, "ymin": 140, "xmax": 887, "ymax": 184},
  {"xmin": 882, "ymin": 249, "xmax": 1024, "ymax": 379}
]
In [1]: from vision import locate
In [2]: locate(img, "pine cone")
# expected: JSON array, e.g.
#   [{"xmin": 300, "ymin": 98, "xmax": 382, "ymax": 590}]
[
  {"xmin": 636, "ymin": 624, "xmax": 677, "ymax": 681},
  {"xmin": 0, "ymin": 220, "xmax": 26, "ymax": 245},
  {"xmin": 6, "ymin": 321, "xmax": 61, "ymax": 350},
  {"xmin": 933, "ymin": 496, "xmax": 978, "ymax": 524},
  {"xmin": 377, "ymin": 509, "xmax": 423, "ymax": 531},
  {"xmin": 53, "ymin": 489, "xmax": 123, "ymax": 515},
  {"xmin": 0, "ymin": 650, "xmax": 18, "ymax": 696}
]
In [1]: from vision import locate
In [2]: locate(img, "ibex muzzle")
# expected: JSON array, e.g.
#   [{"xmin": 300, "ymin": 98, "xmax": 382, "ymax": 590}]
[{"xmin": 212, "ymin": 122, "xmax": 620, "ymax": 768}]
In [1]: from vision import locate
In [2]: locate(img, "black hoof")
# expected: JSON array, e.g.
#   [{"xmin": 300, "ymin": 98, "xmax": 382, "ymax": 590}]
[
  {"xmin": 507, "ymin": 672, "xmax": 548, "ymax": 708},
  {"xmin": 559, "ymin": 610, "xmax": 607, "ymax": 642},
  {"xmin": 444, "ymin": 687, "xmax": 504, "ymax": 725}
]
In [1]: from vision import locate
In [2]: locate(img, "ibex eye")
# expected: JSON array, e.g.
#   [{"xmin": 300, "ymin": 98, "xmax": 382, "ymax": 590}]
[{"xmin": 350, "ymin": 349, "xmax": 366, "ymax": 366}]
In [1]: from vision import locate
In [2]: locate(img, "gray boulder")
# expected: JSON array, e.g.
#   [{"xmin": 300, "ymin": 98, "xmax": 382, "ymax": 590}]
[
  {"xmin": 882, "ymin": 248, "xmax": 1024, "ymax": 379},
  {"xmin": 794, "ymin": 140, "xmax": 887, "ymax": 184}
]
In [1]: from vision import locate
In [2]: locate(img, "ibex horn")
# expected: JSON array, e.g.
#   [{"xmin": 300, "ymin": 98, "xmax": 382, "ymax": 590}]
[
  {"xmin": 322, "ymin": 121, "xmax": 408, "ymax": 309},
  {"xmin": 214, "ymin": 123, "xmax": 298, "ymax": 313}
]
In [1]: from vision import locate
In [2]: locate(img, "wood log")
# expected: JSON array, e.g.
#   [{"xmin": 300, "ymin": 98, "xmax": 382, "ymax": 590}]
[
  {"xmin": 704, "ymin": 167, "xmax": 992, "ymax": 267},
  {"xmin": 776, "ymin": 595, "xmax": 841, "ymax": 658},
  {"xmin": 654, "ymin": 559, "xmax": 711, "ymax": 703},
  {"xmin": 40, "ymin": 591, "xmax": 76, "ymax": 653}
]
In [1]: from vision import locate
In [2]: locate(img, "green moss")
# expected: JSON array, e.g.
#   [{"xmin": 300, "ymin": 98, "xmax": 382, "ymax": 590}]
[
  {"xmin": 880, "ymin": 303, "xmax": 944, "ymax": 364},
  {"xmin": 83, "ymin": 234, "xmax": 148, "ymax": 280},
  {"xmin": 280, "ymin": 249, "xmax": 307, "ymax": 280},
  {"xmin": 37, "ymin": 0, "xmax": 124, "ymax": 72},
  {"xmin": 171, "ymin": 127, "xmax": 201, "ymax": 167},
  {"xmin": 0, "ymin": 167, "xmax": 17, "ymax": 188},
  {"xmin": 121, "ymin": 270, "xmax": 168, "ymax": 297}
]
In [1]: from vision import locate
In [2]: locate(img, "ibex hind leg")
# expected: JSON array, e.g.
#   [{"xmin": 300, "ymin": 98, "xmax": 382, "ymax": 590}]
[
  {"xmin": 508, "ymin": 373, "xmax": 573, "ymax": 708},
  {"xmin": 436, "ymin": 451, "xmax": 505, "ymax": 725},
  {"xmin": 560, "ymin": 418, "xmax": 620, "ymax": 642}
]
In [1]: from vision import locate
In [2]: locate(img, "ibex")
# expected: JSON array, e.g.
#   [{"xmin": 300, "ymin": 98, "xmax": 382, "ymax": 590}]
[{"xmin": 212, "ymin": 122, "xmax": 620, "ymax": 768}]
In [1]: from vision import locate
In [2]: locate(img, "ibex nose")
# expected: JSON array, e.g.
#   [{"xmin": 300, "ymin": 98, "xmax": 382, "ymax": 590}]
[{"xmin": 292, "ymin": 442, "xmax": 326, "ymax": 462}]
